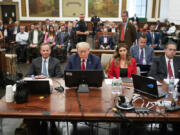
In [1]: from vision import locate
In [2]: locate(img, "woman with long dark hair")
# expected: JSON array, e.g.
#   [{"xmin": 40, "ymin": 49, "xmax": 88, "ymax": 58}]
[
  {"xmin": 44, "ymin": 25, "xmax": 56, "ymax": 47},
  {"xmin": 108, "ymin": 43, "xmax": 137, "ymax": 78}
]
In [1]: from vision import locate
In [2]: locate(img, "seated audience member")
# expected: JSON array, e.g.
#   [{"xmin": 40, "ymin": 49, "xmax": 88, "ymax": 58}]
[
  {"xmin": 135, "ymin": 24, "xmax": 141, "ymax": 40},
  {"xmin": 44, "ymin": 25, "xmax": 56, "ymax": 53},
  {"xmin": 38, "ymin": 22, "xmax": 42, "ymax": 31},
  {"xmin": 161, "ymin": 23, "xmax": 176, "ymax": 45},
  {"xmin": 53, "ymin": 24, "xmax": 69, "ymax": 62},
  {"xmin": 108, "ymin": 43, "xmax": 137, "ymax": 78},
  {"xmin": 165, "ymin": 21, "xmax": 170, "ymax": 32},
  {"xmin": 42, "ymin": 24, "xmax": 47, "ymax": 37},
  {"xmin": 130, "ymin": 35, "xmax": 154, "ymax": 65},
  {"xmin": 26, "ymin": 43, "xmax": 62, "ymax": 134},
  {"xmin": 108, "ymin": 22, "xmax": 116, "ymax": 33},
  {"xmin": 15, "ymin": 26, "xmax": 29, "ymax": 63},
  {"xmin": 27, "ymin": 43, "xmax": 62, "ymax": 78},
  {"xmin": 146, "ymin": 24, "xmax": 162, "ymax": 50},
  {"xmin": 166, "ymin": 23, "xmax": 176, "ymax": 35},
  {"xmin": 54, "ymin": 23, "xmax": 60, "ymax": 36},
  {"xmin": 45, "ymin": 18, "xmax": 50, "ymax": 30},
  {"xmin": 65, "ymin": 42, "xmax": 103, "ymax": 70},
  {"xmin": 140, "ymin": 23, "xmax": 149, "ymax": 34},
  {"xmin": 149, "ymin": 42, "xmax": 180, "ymax": 80},
  {"xmin": 155, "ymin": 20, "xmax": 161, "ymax": 32},
  {"xmin": 96, "ymin": 23, "xmax": 104, "ymax": 32},
  {"xmin": 30, "ymin": 24, "xmax": 34, "ymax": 31},
  {"xmin": 26, "ymin": 23, "xmax": 44, "ymax": 64},
  {"xmin": 98, "ymin": 27, "xmax": 113, "ymax": 49}
]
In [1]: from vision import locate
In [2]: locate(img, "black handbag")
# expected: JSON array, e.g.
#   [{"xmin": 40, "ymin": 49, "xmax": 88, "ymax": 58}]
[{"xmin": 14, "ymin": 81, "xmax": 29, "ymax": 104}]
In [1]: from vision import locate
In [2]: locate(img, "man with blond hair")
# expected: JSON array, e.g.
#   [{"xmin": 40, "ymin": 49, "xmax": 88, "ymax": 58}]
[{"xmin": 65, "ymin": 42, "xmax": 103, "ymax": 70}]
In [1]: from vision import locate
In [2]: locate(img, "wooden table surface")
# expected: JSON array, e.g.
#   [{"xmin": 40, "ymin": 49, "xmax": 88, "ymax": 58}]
[{"xmin": 0, "ymin": 79, "xmax": 180, "ymax": 122}]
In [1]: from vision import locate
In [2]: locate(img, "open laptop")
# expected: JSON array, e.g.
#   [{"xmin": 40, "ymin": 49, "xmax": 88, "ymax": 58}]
[
  {"xmin": 23, "ymin": 80, "xmax": 51, "ymax": 95},
  {"xmin": 132, "ymin": 74, "xmax": 166, "ymax": 98}
]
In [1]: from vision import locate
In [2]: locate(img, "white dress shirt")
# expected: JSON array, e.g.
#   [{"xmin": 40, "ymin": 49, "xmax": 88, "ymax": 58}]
[
  {"xmin": 167, "ymin": 26, "xmax": 176, "ymax": 35},
  {"xmin": 4, "ymin": 29, "xmax": 7, "ymax": 37},
  {"xmin": 165, "ymin": 55, "xmax": 175, "ymax": 79},
  {"xmin": 16, "ymin": 32, "xmax": 29, "ymax": 45},
  {"xmin": 33, "ymin": 30, "xmax": 38, "ymax": 44}
]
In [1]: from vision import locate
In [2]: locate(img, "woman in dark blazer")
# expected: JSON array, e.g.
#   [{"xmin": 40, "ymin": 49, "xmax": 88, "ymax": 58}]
[{"xmin": 108, "ymin": 43, "xmax": 137, "ymax": 78}]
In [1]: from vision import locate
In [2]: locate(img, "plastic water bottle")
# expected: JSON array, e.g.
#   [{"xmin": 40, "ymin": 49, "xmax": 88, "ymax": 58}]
[
  {"xmin": 112, "ymin": 77, "xmax": 117, "ymax": 94},
  {"xmin": 117, "ymin": 77, "xmax": 122, "ymax": 95},
  {"xmin": 168, "ymin": 77, "xmax": 174, "ymax": 94},
  {"xmin": 172, "ymin": 86, "xmax": 178, "ymax": 102},
  {"xmin": 31, "ymin": 74, "xmax": 35, "ymax": 79}
]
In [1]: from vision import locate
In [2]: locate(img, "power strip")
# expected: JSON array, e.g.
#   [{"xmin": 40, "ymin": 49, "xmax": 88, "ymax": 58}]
[{"xmin": 134, "ymin": 107, "xmax": 150, "ymax": 114}]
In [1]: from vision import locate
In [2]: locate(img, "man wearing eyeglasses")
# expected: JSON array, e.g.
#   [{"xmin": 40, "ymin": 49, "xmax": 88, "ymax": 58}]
[{"xmin": 149, "ymin": 42, "xmax": 180, "ymax": 80}]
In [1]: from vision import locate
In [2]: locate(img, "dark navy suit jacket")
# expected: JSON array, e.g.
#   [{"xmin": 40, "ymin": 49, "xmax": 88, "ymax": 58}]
[
  {"xmin": 98, "ymin": 35, "xmax": 113, "ymax": 49},
  {"xmin": 65, "ymin": 53, "xmax": 103, "ymax": 70},
  {"xmin": 146, "ymin": 32, "xmax": 160, "ymax": 46}
]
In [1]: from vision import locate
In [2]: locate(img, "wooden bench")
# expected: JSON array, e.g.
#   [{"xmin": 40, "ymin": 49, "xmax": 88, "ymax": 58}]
[{"xmin": 70, "ymin": 49, "xmax": 180, "ymax": 57}]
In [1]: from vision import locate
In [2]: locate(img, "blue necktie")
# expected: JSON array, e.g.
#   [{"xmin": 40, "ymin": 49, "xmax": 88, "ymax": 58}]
[{"xmin": 42, "ymin": 59, "xmax": 48, "ymax": 76}]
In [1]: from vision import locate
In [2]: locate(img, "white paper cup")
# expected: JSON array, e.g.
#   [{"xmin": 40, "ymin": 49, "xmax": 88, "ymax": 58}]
[{"xmin": 5, "ymin": 85, "xmax": 14, "ymax": 102}]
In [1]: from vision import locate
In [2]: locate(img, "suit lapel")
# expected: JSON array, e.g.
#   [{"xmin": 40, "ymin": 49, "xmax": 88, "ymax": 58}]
[
  {"xmin": 38, "ymin": 58, "xmax": 42, "ymax": 74},
  {"xmin": 48, "ymin": 57, "xmax": 52, "ymax": 74},
  {"xmin": 86, "ymin": 54, "xmax": 91, "ymax": 69},
  {"xmin": 125, "ymin": 23, "xmax": 129, "ymax": 36},
  {"xmin": 145, "ymin": 46, "xmax": 148, "ymax": 64},
  {"xmin": 173, "ymin": 57, "xmax": 178, "ymax": 78},
  {"xmin": 76, "ymin": 54, "xmax": 81, "ymax": 69},
  {"xmin": 161, "ymin": 55, "xmax": 167, "ymax": 75},
  {"xmin": 136, "ymin": 46, "xmax": 140, "ymax": 63}
]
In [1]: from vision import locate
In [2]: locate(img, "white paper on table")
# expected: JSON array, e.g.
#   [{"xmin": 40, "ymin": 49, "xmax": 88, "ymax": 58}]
[
  {"xmin": 156, "ymin": 81, "xmax": 162, "ymax": 86},
  {"xmin": 105, "ymin": 79, "xmax": 112, "ymax": 85}
]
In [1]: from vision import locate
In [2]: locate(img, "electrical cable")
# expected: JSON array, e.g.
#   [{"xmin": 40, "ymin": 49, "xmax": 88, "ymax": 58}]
[{"xmin": 75, "ymin": 89, "xmax": 84, "ymax": 118}]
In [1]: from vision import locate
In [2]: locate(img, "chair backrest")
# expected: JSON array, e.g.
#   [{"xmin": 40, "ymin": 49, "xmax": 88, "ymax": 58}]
[{"xmin": 101, "ymin": 53, "xmax": 113, "ymax": 69}]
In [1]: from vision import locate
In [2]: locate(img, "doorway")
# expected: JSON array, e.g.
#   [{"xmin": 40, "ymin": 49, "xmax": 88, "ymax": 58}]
[{"xmin": 1, "ymin": 5, "xmax": 16, "ymax": 24}]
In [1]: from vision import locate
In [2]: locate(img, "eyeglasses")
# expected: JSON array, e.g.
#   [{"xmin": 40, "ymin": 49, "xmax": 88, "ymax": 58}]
[{"xmin": 119, "ymin": 49, "xmax": 127, "ymax": 52}]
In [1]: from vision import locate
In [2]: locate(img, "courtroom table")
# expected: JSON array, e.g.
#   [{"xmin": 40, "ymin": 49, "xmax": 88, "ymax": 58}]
[
  {"xmin": 0, "ymin": 79, "xmax": 180, "ymax": 123},
  {"xmin": 70, "ymin": 49, "xmax": 180, "ymax": 57}
]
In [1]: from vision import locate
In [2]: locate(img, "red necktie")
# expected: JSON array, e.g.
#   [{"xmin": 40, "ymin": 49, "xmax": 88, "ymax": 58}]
[
  {"xmin": 81, "ymin": 59, "xmax": 85, "ymax": 70},
  {"xmin": 168, "ymin": 60, "xmax": 173, "ymax": 78},
  {"xmin": 120, "ymin": 24, "xmax": 125, "ymax": 41}
]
